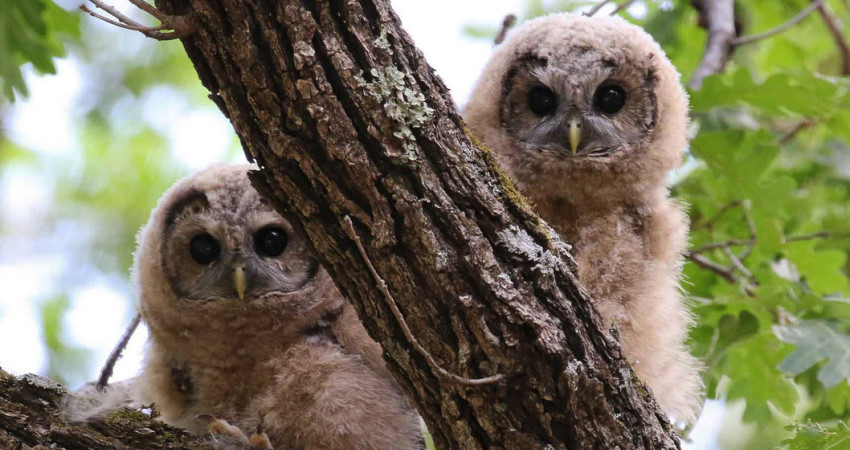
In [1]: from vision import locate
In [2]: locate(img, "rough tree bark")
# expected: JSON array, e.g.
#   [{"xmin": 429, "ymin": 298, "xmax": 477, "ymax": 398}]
[
  {"xmin": 0, "ymin": 367, "xmax": 211, "ymax": 449},
  {"xmin": 143, "ymin": 0, "xmax": 681, "ymax": 448}
]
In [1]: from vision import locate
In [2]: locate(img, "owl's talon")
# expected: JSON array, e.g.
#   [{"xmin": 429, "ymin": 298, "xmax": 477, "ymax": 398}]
[
  {"xmin": 196, "ymin": 414, "xmax": 251, "ymax": 445},
  {"xmin": 249, "ymin": 430, "xmax": 273, "ymax": 449}
]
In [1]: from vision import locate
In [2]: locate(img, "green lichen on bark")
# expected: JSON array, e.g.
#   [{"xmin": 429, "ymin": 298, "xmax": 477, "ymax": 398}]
[{"xmin": 354, "ymin": 30, "xmax": 434, "ymax": 159}]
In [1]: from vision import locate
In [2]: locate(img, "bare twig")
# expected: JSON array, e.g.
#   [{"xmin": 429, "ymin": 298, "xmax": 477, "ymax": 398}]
[
  {"xmin": 343, "ymin": 216, "xmax": 506, "ymax": 387},
  {"xmin": 733, "ymin": 0, "xmax": 825, "ymax": 45},
  {"xmin": 685, "ymin": 252, "xmax": 756, "ymax": 296},
  {"xmin": 585, "ymin": 0, "xmax": 615, "ymax": 16},
  {"xmin": 778, "ymin": 118, "xmax": 816, "ymax": 145},
  {"xmin": 80, "ymin": 6, "xmax": 166, "ymax": 33},
  {"xmin": 691, "ymin": 231, "xmax": 838, "ymax": 254},
  {"xmin": 88, "ymin": 0, "xmax": 143, "ymax": 27},
  {"xmin": 494, "ymin": 14, "xmax": 517, "ymax": 45},
  {"xmin": 689, "ymin": 0, "xmax": 736, "ymax": 90},
  {"xmin": 689, "ymin": 0, "xmax": 827, "ymax": 89},
  {"xmin": 685, "ymin": 252, "xmax": 738, "ymax": 284},
  {"xmin": 126, "ymin": 0, "xmax": 167, "ymax": 21},
  {"xmin": 690, "ymin": 238, "xmax": 753, "ymax": 254},
  {"xmin": 692, "ymin": 200, "xmax": 741, "ymax": 231},
  {"xmin": 80, "ymin": 0, "xmax": 195, "ymax": 41},
  {"xmin": 96, "ymin": 313, "xmax": 142, "ymax": 391},
  {"xmin": 610, "ymin": 0, "xmax": 639, "ymax": 16},
  {"xmin": 723, "ymin": 247, "xmax": 755, "ymax": 281},
  {"xmin": 737, "ymin": 200, "xmax": 757, "ymax": 261},
  {"xmin": 814, "ymin": 1, "xmax": 850, "ymax": 75},
  {"xmin": 784, "ymin": 231, "xmax": 836, "ymax": 243}
]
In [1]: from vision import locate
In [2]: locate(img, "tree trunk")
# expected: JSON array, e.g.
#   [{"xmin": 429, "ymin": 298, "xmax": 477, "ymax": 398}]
[{"xmin": 151, "ymin": 0, "xmax": 680, "ymax": 448}]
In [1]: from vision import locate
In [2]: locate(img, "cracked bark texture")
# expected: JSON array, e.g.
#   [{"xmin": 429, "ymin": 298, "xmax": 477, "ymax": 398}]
[
  {"xmin": 151, "ymin": 0, "xmax": 682, "ymax": 448},
  {"xmin": 0, "ymin": 367, "xmax": 212, "ymax": 449}
]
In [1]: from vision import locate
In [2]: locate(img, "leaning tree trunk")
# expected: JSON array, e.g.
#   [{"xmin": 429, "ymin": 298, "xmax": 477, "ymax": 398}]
[{"xmin": 147, "ymin": 0, "xmax": 680, "ymax": 448}]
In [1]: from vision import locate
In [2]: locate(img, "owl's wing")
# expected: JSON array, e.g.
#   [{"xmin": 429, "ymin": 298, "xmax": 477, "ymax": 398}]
[
  {"xmin": 248, "ymin": 340, "xmax": 424, "ymax": 450},
  {"xmin": 330, "ymin": 300, "xmax": 391, "ymax": 379}
]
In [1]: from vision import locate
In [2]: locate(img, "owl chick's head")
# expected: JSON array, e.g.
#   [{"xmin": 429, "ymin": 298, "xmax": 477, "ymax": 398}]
[
  {"xmin": 133, "ymin": 163, "xmax": 337, "ymax": 341},
  {"xmin": 464, "ymin": 13, "xmax": 689, "ymax": 203}
]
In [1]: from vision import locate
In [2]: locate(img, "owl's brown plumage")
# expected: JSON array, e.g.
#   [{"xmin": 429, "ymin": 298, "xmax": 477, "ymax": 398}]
[
  {"xmin": 133, "ymin": 163, "xmax": 423, "ymax": 449},
  {"xmin": 464, "ymin": 13, "xmax": 702, "ymax": 423}
]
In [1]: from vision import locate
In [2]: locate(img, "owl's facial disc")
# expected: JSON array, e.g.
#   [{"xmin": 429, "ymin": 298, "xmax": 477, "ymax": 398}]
[
  {"xmin": 161, "ymin": 191, "xmax": 319, "ymax": 302},
  {"xmin": 499, "ymin": 52, "xmax": 657, "ymax": 162}
]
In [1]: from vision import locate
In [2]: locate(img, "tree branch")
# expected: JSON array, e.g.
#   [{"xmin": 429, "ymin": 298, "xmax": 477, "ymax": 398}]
[
  {"xmin": 585, "ymin": 0, "xmax": 615, "ymax": 16},
  {"xmin": 689, "ymin": 0, "xmax": 826, "ymax": 89},
  {"xmin": 96, "ymin": 313, "xmax": 141, "ymax": 391},
  {"xmin": 732, "ymin": 0, "xmax": 825, "ymax": 46},
  {"xmin": 610, "ymin": 0, "xmax": 639, "ymax": 16},
  {"xmin": 80, "ymin": 0, "xmax": 195, "ymax": 40},
  {"xmin": 688, "ymin": 0, "xmax": 736, "ymax": 90},
  {"xmin": 814, "ymin": 0, "xmax": 850, "ymax": 75},
  {"xmin": 493, "ymin": 14, "xmax": 517, "ymax": 45}
]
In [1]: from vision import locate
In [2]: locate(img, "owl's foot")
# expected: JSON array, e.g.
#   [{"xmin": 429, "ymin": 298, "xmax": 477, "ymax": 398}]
[
  {"xmin": 248, "ymin": 424, "xmax": 273, "ymax": 450},
  {"xmin": 196, "ymin": 414, "xmax": 272, "ymax": 449}
]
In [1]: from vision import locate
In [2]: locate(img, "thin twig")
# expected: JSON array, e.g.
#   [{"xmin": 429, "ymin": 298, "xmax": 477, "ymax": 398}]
[
  {"xmin": 692, "ymin": 200, "xmax": 741, "ymax": 231},
  {"xmin": 690, "ymin": 238, "xmax": 753, "ymax": 253},
  {"xmin": 585, "ymin": 0, "xmax": 615, "ymax": 16},
  {"xmin": 494, "ymin": 14, "xmax": 517, "ymax": 45},
  {"xmin": 690, "ymin": 231, "xmax": 837, "ymax": 254},
  {"xmin": 127, "ymin": 0, "xmax": 167, "ymax": 21},
  {"xmin": 685, "ymin": 253, "xmax": 755, "ymax": 296},
  {"xmin": 343, "ymin": 216, "xmax": 506, "ymax": 386},
  {"xmin": 80, "ymin": 0, "xmax": 195, "ymax": 40},
  {"xmin": 723, "ymin": 247, "xmax": 755, "ymax": 281},
  {"xmin": 814, "ymin": 1, "xmax": 850, "ymax": 75},
  {"xmin": 89, "ymin": 0, "xmax": 144, "ymax": 27},
  {"xmin": 737, "ymin": 200, "xmax": 756, "ymax": 261},
  {"xmin": 784, "ymin": 231, "xmax": 836, "ymax": 243},
  {"xmin": 733, "ymin": 0, "xmax": 825, "ymax": 45},
  {"xmin": 96, "ymin": 313, "xmax": 142, "ymax": 391},
  {"xmin": 685, "ymin": 253, "xmax": 738, "ymax": 284},
  {"xmin": 778, "ymin": 118, "xmax": 816, "ymax": 145},
  {"xmin": 610, "ymin": 0, "xmax": 639, "ymax": 16},
  {"xmin": 81, "ymin": 6, "xmax": 165, "ymax": 33}
]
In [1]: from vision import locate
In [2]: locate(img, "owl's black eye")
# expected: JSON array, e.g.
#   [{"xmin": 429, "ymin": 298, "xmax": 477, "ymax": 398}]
[
  {"xmin": 255, "ymin": 227, "xmax": 288, "ymax": 257},
  {"xmin": 189, "ymin": 233, "xmax": 220, "ymax": 264},
  {"xmin": 528, "ymin": 86, "xmax": 558, "ymax": 116},
  {"xmin": 594, "ymin": 84, "xmax": 627, "ymax": 114}
]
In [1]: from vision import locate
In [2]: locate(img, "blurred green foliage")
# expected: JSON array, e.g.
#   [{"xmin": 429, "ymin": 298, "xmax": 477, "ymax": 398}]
[
  {"xmin": 0, "ymin": 0, "xmax": 80, "ymax": 101},
  {"xmin": 0, "ymin": 3, "xmax": 233, "ymax": 387},
  {"xmin": 2, "ymin": 0, "xmax": 850, "ymax": 448}
]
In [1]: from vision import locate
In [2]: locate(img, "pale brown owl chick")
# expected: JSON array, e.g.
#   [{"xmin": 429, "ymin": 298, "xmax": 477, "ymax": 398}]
[
  {"xmin": 133, "ymin": 163, "xmax": 423, "ymax": 449},
  {"xmin": 464, "ymin": 13, "xmax": 702, "ymax": 423}
]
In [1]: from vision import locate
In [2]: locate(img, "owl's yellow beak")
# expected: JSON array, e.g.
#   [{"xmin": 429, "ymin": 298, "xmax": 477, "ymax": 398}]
[
  {"xmin": 233, "ymin": 264, "xmax": 247, "ymax": 300},
  {"xmin": 568, "ymin": 116, "xmax": 582, "ymax": 155}
]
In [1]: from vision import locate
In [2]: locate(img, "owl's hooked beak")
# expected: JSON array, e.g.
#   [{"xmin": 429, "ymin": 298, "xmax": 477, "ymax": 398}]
[
  {"xmin": 568, "ymin": 115, "xmax": 582, "ymax": 156},
  {"xmin": 233, "ymin": 264, "xmax": 247, "ymax": 300}
]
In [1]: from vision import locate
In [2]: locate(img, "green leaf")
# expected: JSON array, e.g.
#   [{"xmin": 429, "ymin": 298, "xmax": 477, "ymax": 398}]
[
  {"xmin": 775, "ymin": 321, "xmax": 850, "ymax": 388},
  {"xmin": 0, "ymin": 0, "xmax": 80, "ymax": 102},
  {"xmin": 726, "ymin": 333, "xmax": 798, "ymax": 422},
  {"xmin": 779, "ymin": 422, "xmax": 850, "ymax": 450},
  {"xmin": 786, "ymin": 242, "xmax": 849, "ymax": 294}
]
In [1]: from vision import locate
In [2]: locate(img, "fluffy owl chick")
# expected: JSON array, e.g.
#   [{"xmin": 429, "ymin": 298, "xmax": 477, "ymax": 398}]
[
  {"xmin": 464, "ymin": 13, "xmax": 702, "ymax": 422},
  {"xmin": 133, "ymin": 163, "xmax": 423, "ymax": 449}
]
